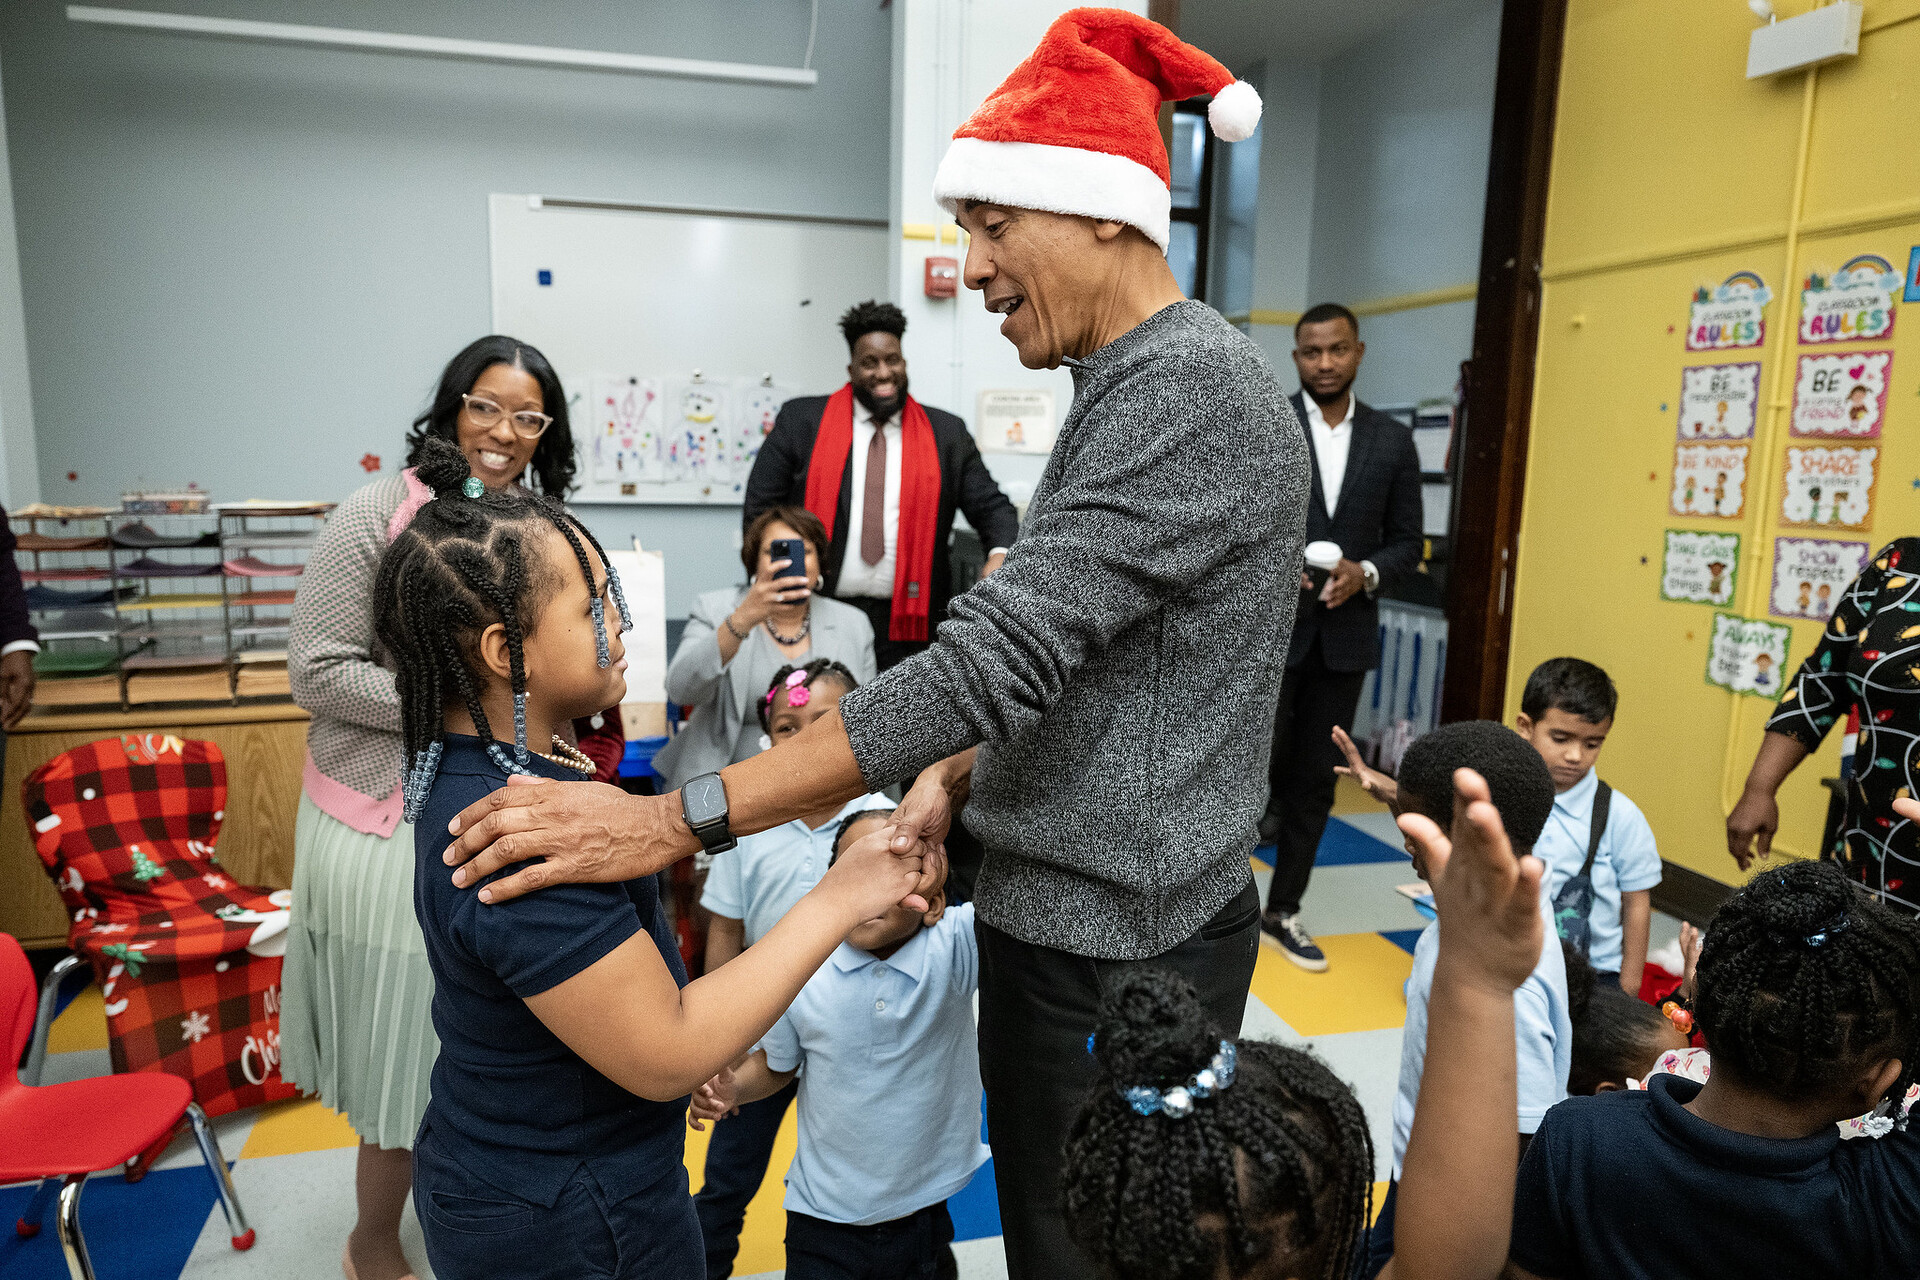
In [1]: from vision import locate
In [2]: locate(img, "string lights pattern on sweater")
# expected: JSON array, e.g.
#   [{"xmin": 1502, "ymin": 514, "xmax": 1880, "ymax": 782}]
[{"xmin": 1765, "ymin": 537, "xmax": 1920, "ymax": 913}]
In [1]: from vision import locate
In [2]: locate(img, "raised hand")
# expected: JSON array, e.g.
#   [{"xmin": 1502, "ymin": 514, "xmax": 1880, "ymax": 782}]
[
  {"xmin": 1677, "ymin": 921, "xmax": 1703, "ymax": 1005},
  {"xmin": 1331, "ymin": 724, "xmax": 1397, "ymax": 809}
]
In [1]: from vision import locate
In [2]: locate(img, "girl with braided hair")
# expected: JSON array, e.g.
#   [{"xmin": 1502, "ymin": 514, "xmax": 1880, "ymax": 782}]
[
  {"xmin": 281, "ymin": 334, "xmax": 587, "ymax": 1280},
  {"xmin": 1064, "ymin": 762, "xmax": 1562, "ymax": 1280},
  {"xmin": 1507, "ymin": 858, "xmax": 1920, "ymax": 1280},
  {"xmin": 384, "ymin": 438, "xmax": 929, "ymax": 1280}
]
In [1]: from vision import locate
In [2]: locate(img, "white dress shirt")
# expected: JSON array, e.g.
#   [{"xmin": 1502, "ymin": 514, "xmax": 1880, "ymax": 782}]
[
  {"xmin": 1302, "ymin": 392, "xmax": 1379, "ymax": 592},
  {"xmin": 1302, "ymin": 394, "xmax": 1354, "ymax": 515},
  {"xmin": 836, "ymin": 400, "xmax": 902, "ymax": 598}
]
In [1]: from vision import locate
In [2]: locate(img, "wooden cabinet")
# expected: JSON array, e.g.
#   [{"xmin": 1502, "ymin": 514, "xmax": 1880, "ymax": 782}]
[{"xmin": 0, "ymin": 702, "xmax": 309, "ymax": 950}]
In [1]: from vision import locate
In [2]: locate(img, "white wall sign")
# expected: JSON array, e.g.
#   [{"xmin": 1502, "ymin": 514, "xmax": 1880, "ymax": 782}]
[
  {"xmin": 1799, "ymin": 254, "xmax": 1899, "ymax": 344},
  {"xmin": 1677, "ymin": 361, "xmax": 1761, "ymax": 439},
  {"xmin": 1686, "ymin": 272, "xmax": 1770, "ymax": 351},
  {"xmin": 1670, "ymin": 442, "xmax": 1749, "ymax": 518},
  {"xmin": 1791, "ymin": 350, "xmax": 1890, "ymax": 439},
  {"xmin": 1780, "ymin": 444, "xmax": 1878, "ymax": 530},
  {"xmin": 1707, "ymin": 612, "xmax": 1792, "ymax": 699},
  {"xmin": 1660, "ymin": 530, "xmax": 1740, "ymax": 605},
  {"xmin": 975, "ymin": 388, "xmax": 1056, "ymax": 455},
  {"xmin": 1770, "ymin": 536, "xmax": 1870, "ymax": 621}
]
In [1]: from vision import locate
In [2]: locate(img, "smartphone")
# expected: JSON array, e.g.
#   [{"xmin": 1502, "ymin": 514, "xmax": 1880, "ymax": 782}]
[{"xmin": 770, "ymin": 537, "xmax": 808, "ymax": 583}]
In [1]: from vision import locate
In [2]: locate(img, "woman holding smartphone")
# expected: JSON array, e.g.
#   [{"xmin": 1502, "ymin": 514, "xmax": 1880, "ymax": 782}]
[{"xmin": 656, "ymin": 506, "xmax": 876, "ymax": 791}]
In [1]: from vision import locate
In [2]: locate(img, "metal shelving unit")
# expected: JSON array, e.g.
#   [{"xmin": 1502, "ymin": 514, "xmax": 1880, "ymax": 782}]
[{"xmin": 10, "ymin": 498, "xmax": 335, "ymax": 708}]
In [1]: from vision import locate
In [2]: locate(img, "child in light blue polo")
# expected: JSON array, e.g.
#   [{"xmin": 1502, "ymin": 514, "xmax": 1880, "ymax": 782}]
[
  {"xmin": 1515, "ymin": 657, "xmax": 1663, "ymax": 993},
  {"xmin": 694, "ymin": 659, "xmax": 895, "ymax": 1278},
  {"xmin": 691, "ymin": 809, "xmax": 988, "ymax": 1280}
]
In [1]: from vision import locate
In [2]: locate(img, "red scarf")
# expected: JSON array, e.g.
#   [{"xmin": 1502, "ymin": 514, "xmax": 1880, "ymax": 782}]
[{"xmin": 803, "ymin": 384, "xmax": 941, "ymax": 642}]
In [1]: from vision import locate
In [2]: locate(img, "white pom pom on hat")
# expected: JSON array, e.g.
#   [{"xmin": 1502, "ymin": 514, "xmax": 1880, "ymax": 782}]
[
  {"xmin": 931, "ymin": 7, "xmax": 1263, "ymax": 253},
  {"xmin": 1207, "ymin": 79, "xmax": 1263, "ymax": 143}
]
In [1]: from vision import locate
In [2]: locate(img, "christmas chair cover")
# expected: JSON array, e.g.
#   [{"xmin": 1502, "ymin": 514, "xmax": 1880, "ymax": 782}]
[{"xmin": 23, "ymin": 735, "xmax": 298, "ymax": 1138}]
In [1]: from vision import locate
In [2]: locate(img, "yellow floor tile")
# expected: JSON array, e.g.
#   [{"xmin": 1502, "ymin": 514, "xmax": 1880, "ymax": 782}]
[
  {"xmin": 47, "ymin": 983, "xmax": 108, "ymax": 1054},
  {"xmin": 684, "ymin": 1098, "xmax": 800, "ymax": 1275},
  {"xmin": 238, "ymin": 1097, "xmax": 361, "ymax": 1159},
  {"xmin": 1331, "ymin": 773, "xmax": 1382, "ymax": 816},
  {"xmin": 1249, "ymin": 932, "xmax": 1412, "ymax": 1036}
]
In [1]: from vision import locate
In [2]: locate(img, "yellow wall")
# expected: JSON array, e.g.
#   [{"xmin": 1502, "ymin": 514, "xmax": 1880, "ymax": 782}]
[{"xmin": 1510, "ymin": 1, "xmax": 1920, "ymax": 885}]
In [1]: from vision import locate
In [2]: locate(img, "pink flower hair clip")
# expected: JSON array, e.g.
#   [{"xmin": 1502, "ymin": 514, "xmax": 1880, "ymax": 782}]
[{"xmin": 769, "ymin": 668, "xmax": 812, "ymax": 709}]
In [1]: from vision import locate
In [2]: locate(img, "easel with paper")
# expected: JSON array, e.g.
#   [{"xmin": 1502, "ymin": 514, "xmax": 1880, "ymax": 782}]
[{"xmin": 606, "ymin": 541, "xmax": 669, "ymax": 739}]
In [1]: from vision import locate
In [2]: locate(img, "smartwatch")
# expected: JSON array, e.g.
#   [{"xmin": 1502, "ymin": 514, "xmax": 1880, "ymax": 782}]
[{"xmin": 681, "ymin": 772, "xmax": 737, "ymax": 855}]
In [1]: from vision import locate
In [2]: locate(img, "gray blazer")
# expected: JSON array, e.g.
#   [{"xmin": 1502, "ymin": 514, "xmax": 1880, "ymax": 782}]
[{"xmin": 654, "ymin": 586, "xmax": 877, "ymax": 790}]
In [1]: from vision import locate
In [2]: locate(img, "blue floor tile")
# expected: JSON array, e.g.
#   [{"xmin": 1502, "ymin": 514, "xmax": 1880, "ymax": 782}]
[
  {"xmin": 1315, "ymin": 819, "xmax": 1407, "ymax": 867},
  {"xmin": 1254, "ymin": 818, "xmax": 1405, "ymax": 871},
  {"xmin": 948, "ymin": 1157, "xmax": 1000, "ymax": 1242},
  {"xmin": 1380, "ymin": 929, "xmax": 1425, "ymax": 956},
  {"xmin": 0, "ymin": 1163, "xmax": 221, "ymax": 1280}
]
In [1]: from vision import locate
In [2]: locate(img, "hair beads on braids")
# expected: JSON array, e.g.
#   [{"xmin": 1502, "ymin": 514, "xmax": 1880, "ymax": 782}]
[
  {"xmin": 1062, "ymin": 969, "xmax": 1374, "ymax": 1280},
  {"xmin": 373, "ymin": 435, "xmax": 615, "ymax": 821},
  {"xmin": 1695, "ymin": 859, "xmax": 1920, "ymax": 1118}
]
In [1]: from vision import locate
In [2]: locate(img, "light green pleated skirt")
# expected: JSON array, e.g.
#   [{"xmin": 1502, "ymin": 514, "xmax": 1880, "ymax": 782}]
[{"xmin": 278, "ymin": 793, "xmax": 436, "ymax": 1149}]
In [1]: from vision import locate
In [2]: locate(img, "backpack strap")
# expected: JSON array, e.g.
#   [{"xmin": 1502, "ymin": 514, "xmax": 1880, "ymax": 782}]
[{"xmin": 1581, "ymin": 780, "xmax": 1612, "ymax": 878}]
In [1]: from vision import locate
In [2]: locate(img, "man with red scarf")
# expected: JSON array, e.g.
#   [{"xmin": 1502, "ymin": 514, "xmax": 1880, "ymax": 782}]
[{"xmin": 744, "ymin": 300, "xmax": 1020, "ymax": 671}]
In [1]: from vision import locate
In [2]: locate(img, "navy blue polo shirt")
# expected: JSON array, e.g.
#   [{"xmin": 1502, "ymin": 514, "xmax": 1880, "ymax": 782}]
[
  {"xmin": 1511, "ymin": 1072, "xmax": 1920, "ymax": 1278},
  {"xmin": 412, "ymin": 734, "xmax": 689, "ymax": 1207}
]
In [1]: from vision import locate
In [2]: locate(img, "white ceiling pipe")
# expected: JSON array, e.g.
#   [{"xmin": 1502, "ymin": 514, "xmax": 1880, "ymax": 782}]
[{"xmin": 65, "ymin": 5, "xmax": 820, "ymax": 87}]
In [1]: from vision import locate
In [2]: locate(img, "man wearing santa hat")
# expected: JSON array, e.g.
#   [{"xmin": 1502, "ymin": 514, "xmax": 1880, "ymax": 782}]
[{"xmin": 433, "ymin": 11, "xmax": 1305, "ymax": 1275}]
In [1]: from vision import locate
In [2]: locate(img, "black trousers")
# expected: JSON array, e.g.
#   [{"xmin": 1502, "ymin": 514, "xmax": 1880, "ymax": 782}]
[
  {"xmin": 1264, "ymin": 638, "xmax": 1369, "ymax": 917},
  {"xmin": 693, "ymin": 1079, "xmax": 798, "ymax": 1279},
  {"xmin": 835, "ymin": 593, "xmax": 931, "ymax": 673},
  {"xmin": 976, "ymin": 879, "xmax": 1261, "ymax": 1279},
  {"xmin": 784, "ymin": 1202, "xmax": 955, "ymax": 1280}
]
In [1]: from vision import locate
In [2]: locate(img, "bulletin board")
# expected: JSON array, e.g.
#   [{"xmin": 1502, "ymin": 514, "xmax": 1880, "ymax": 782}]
[
  {"xmin": 488, "ymin": 194, "xmax": 888, "ymax": 505},
  {"xmin": 1505, "ymin": 3, "xmax": 1920, "ymax": 887}
]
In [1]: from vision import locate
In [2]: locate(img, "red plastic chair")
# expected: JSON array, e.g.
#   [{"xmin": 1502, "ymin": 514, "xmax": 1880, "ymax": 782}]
[{"xmin": 1, "ymin": 932, "xmax": 254, "ymax": 1279}]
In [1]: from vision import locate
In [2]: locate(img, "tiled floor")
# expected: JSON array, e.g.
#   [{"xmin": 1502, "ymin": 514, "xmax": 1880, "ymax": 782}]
[{"xmin": 3, "ymin": 778, "xmax": 1679, "ymax": 1279}]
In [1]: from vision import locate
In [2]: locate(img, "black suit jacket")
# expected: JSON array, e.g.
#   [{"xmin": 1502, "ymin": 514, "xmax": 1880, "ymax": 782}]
[
  {"xmin": 1289, "ymin": 392, "xmax": 1425, "ymax": 673},
  {"xmin": 742, "ymin": 395, "xmax": 1021, "ymax": 623},
  {"xmin": 0, "ymin": 506, "xmax": 36, "ymax": 650}
]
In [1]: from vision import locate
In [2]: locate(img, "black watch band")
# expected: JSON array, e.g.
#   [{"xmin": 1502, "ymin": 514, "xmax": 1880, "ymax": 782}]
[{"xmin": 681, "ymin": 772, "xmax": 737, "ymax": 855}]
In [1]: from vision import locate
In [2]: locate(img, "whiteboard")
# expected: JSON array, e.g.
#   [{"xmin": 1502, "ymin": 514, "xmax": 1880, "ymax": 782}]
[{"xmin": 489, "ymin": 193, "xmax": 888, "ymax": 505}]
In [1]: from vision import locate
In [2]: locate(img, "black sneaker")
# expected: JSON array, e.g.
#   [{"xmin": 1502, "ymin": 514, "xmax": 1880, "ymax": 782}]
[{"xmin": 1263, "ymin": 911, "xmax": 1328, "ymax": 972}]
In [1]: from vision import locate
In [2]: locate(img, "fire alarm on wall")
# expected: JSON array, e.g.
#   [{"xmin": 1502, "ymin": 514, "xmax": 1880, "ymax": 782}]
[{"xmin": 924, "ymin": 256, "xmax": 959, "ymax": 299}]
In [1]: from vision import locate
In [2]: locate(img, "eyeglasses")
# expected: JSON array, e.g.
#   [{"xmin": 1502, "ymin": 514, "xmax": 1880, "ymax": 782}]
[{"xmin": 461, "ymin": 394, "xmax": 553, "ymax": 439}]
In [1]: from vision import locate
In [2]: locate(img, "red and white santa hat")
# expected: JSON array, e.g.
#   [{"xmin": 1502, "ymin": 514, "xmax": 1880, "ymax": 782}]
[{"xmin": 932, "ymin": 7, "xmax": 1260, "ymax": 254}]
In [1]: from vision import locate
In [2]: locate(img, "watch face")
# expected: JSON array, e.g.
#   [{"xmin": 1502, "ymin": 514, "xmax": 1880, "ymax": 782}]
[{"xmin": 684, "ymin": 774, "xmax": 727, "ymax": 828}]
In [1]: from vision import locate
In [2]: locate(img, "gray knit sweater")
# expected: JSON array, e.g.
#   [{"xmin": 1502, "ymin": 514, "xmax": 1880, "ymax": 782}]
[{"xmin": 839, "ymin": 301, "xmax": 1308, "ymax": 960}]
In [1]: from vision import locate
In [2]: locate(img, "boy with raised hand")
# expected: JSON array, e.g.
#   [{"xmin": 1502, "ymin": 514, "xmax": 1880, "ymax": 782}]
[
  {"xmin": 1393, "ymin": 763, "xmax": 1557, "ymax": 1280},
  {"xmin": 1513, "ymin": 658, "xmax": 1661, "ymax": 995},
  {"xmin": 1358, "ymin": 721, "xmax": 1572, "ymax": 1279}
]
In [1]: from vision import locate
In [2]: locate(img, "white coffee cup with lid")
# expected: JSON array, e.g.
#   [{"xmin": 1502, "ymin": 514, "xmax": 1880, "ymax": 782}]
[{"xmin": 1303, "ymin": 541, "xmax": 1343, "ymax": 595}]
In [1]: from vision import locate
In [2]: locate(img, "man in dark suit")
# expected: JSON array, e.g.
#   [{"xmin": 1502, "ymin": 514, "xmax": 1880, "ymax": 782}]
[
  {"xmin": 1262, "ymin": 302, "xmax": 1424, "ymax": 971},
  {"xmin": 744, "ymin": 300, "xmax": 1020, "ymax": 671}
]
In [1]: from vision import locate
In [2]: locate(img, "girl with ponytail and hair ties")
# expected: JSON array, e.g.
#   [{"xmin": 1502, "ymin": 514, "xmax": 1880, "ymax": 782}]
[
  {"xmin": 1063, "ymin": 766, "xmax": 1564, "ymax": 1280},
  {"xmin": 380, "ymin": 438, "xmax": 930, "ymax": 1280},
  {"xmin": 282, "ymin": 333, "xmax": 581, "ymax": 1280}
]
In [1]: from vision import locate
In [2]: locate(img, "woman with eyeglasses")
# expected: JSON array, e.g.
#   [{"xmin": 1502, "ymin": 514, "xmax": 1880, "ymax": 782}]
[{"xmin": 281, "ymin": 336, "xmax": 576, "ymax": 1280}]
